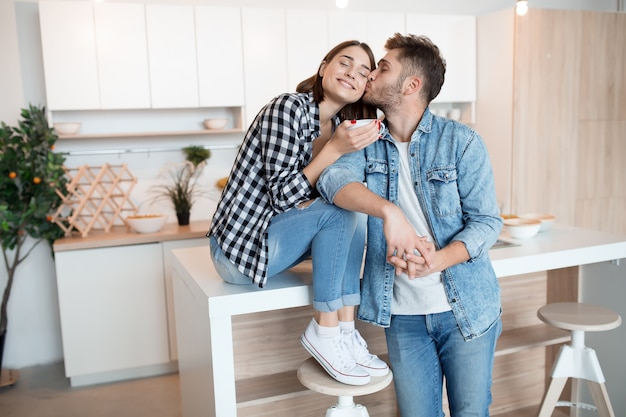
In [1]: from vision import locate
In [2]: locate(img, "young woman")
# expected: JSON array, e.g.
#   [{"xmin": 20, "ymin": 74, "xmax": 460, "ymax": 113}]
[{"xmin": 208, "ymin": 40, "xmax": 388, "ymax": 385}]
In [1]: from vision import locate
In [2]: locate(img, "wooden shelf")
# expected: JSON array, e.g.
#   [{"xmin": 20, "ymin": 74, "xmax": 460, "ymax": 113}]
[
  {"xmin": 230, "ymin": 320, "xmax": 570, "ymax": 414},
  {"xmin": 236, "ymin": 370, "xmax": 310, "ymax": 407},
  {"xmin": 58, "ymin": 127, "xmax": 244, "ymax": 140},
  {"xmin": 496, "ymin": 324, "xmax": 570, "ymax": 356}
]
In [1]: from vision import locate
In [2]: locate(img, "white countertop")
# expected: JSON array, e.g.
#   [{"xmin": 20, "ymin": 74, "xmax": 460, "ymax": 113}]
[
  {"xmin": 490, "ymin": 224, "xmax": 626, "ymax": 277},
  {"xmin": 171, "ymin": 224, "xmax": 626, "ymax": 319}
]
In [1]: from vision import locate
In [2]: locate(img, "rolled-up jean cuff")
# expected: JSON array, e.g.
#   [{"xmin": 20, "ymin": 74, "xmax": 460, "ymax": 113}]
[{"xmin": 313, "ymin": 293, "xmax": 360, "ymax": 312}]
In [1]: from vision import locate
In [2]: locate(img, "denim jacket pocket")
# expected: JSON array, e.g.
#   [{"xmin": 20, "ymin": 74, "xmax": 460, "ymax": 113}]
[
  {"xmin": 365, "ymin": 160, "xmax": 389, "ymax": 197},
  {"xmin": 426, "ymin": 167, "xmax": 461, "ymax": 218},
  {"xmin": 365, "ymin": 159, "xmax": 388, "ymax": 175}
]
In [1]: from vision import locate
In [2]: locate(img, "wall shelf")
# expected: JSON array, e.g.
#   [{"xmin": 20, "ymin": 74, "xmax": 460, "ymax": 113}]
[{"xmin": 57, "ymin": 128, "xmax": 244, "ymax": 140}]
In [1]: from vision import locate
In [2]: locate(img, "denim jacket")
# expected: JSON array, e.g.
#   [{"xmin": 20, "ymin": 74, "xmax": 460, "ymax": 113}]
[{"xmin": 317, "ymin": 108, "xmax": 503, "ymax": 340}]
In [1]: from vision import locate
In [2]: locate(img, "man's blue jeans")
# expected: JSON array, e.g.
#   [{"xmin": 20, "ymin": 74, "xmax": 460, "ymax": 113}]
[
  {"xmin": 385, "ymin": 311, "xmax": 502, "ymax": 417},
  {"xmin": 209, "ymin": 198, "xmax": 365, "ymax": 312}
]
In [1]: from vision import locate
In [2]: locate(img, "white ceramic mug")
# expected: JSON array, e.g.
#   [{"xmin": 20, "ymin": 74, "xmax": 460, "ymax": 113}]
[{"xmin": 348, "ymin": 119, "xmax": 378, "ymax": 129}]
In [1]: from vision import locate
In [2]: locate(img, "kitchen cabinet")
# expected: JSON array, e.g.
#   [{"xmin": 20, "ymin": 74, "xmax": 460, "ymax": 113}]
[
  {"xmin": 94, "ymin": 2, "xmax": 151, "ymax": 109},
  {"xmin": 38, "ymin": 3, "xmax": 479, "ymax": 135},
  {"xmin": 39, "ymin": 1, "xmax": 100, "ymax": 110},
  {"xmin": 241, "ymin": 8, "xmax": 288, "ymax": 126},
  {"xmin": 53, "ymin": 222, "xmax": 210, "ymax": 387},
  {"xmin": 365, "ymin": 12, "xmax": 406, "ymax": 62},
  {"xmin": 285, "ymin": 9, "xmax": 329, "ymax": 92},
  {"xmin": 406, "ymin": 14, "xmax": 476, "ymax": 104},
  {"xmin": 39, "ymin": 2, "xmax": 245, "ymax": 137},
  {"xmin": 54, "ymin": 243, "xmax": 171, "ymax": 386},
  {"xmin": 325, "ymin": 10, "xmax": 406, "ymax": 66},
  {"xmin": 327, "ymin": 10, "xmax": 368, "ymax": 49},
  {"xmin": 195, "ymin": 7, "xmax": 245, "ymax": 107},
  {"xmin": 145, "ymin": 4, "xmax": 199, "ymax": 108},
  {"xmin": 39, "ymin": 1, "xmax": 151, "ymax": 111},
  {"xmin": 405, "ymin": 14, "xmax": 476, "ymax": 124}
]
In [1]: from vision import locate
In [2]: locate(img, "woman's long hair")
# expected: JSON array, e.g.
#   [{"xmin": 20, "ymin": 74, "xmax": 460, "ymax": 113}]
[{"xmin": 296, "ymin": 40, "xmax": 378, "ymax": 121}]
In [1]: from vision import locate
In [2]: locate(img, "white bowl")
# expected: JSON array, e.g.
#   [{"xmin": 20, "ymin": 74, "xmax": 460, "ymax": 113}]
[
  {"xmin": 126, "ymin": 214, "xmax": 167, "ymax": 234},
  {"xmin": 54, "ymin": 122, "xmax": 81, "ymax": 135},
  {"xmin": 503, "ymin": 218, "xmax": 541, "ymax": 239},
  {"xmin": 518, "ymin": 213, "xmax": 556, "ymax": 232},
  {"xmin": 203, "ymin": 118, "xmax": 228, "ymax": 130}
]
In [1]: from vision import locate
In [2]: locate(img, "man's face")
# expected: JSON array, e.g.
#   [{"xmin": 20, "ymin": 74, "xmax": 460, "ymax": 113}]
[{"xmin": 363, "ymin": 49, "xmax": 405, "ymax": 113}]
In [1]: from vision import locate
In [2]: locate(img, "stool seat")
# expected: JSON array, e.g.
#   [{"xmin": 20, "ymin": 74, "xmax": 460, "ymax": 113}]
[
  {"xmin": 536, "ymin": 302, "xmax": 622, "ymax": 417},
  {"xmin": 538, "ymin": 302, "xmax": 622, "ymax": 332},
  {"xmin": 297, "ymin": 357, "xmax": 393, "ymax": 416}
]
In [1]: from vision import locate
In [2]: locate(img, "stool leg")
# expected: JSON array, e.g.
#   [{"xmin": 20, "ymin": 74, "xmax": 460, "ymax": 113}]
[
  {"xmin": 325, "ymin": 396, "xmax": 370, "ymax": 417},
  {"xmin": 537, "ymin": 377, "xmax": 567, "ymax": 417},
  {"xmin": 587, "ymin": 381, "xmax": 615, "ymax": 417}
]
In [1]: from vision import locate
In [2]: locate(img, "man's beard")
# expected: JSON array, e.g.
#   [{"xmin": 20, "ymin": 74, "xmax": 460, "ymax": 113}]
[{"xmin": 364, "ymin": 79, "xmax": 403, "ymax": 114}]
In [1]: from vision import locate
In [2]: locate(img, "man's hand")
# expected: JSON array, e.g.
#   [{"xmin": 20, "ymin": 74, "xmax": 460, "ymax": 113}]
[
  {"xmin": 382, "ymin": 205, "xmax": 435, "ymax": 275},
  {"xmin": 387, "ymin": 238, "xmax": 437, "ymax": 278},
  {"xmin": 391, "ymin": 240, "xmax": 470, "ymax": 279}
]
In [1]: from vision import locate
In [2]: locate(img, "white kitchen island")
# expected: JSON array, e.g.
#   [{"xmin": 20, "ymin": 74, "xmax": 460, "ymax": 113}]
[{"xmin": 171, "ymin": 224, "xmax": 626, "ymax": 417}]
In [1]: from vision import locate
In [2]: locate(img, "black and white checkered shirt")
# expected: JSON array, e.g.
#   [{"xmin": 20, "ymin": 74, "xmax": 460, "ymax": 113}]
[{"xmin": 208, "ymin": 92, "xmax": 336, "ymax": 287}]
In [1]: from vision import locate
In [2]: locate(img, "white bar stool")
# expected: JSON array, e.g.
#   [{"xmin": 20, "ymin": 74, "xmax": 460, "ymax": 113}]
[
  {"xmin": 537, "ymin": 302, "xmax": 622, "ymax": 417},
  {"xmin": 297, "ymin": 357, "xmax": 393, "ymax": 417}
]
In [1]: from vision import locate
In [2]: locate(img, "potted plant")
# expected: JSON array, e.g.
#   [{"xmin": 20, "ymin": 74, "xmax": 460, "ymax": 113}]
[
  {"xmin": 0, "ymin": 105, "xmax": 67, "ymax": 384},
  {"xmin": 182, "ymin": 145, "xmax": 211, "ymax": 169},
  {"xmin": 150, "ymin": 160, "xmax": 207, "ymax": 226}
]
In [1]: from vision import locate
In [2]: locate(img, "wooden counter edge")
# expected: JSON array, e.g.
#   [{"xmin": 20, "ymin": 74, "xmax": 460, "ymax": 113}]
[{"xmin": 53, "ymin": 220, "xmax": 211, "ymax": 252}]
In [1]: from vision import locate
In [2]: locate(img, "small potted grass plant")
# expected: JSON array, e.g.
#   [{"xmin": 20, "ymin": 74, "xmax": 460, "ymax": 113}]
[{"xmin": 150, "ymin": 146, "xmax": 210, "ymax": 225}]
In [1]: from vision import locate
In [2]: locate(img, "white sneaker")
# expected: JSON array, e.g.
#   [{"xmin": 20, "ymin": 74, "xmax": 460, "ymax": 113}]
[
  {"xmin": 300, "ymin": 320, "xmax": 371, "ymax": 386},
  {"xmin": 342, "ymin": 328, "xmax": 390, "ymax": 377}
]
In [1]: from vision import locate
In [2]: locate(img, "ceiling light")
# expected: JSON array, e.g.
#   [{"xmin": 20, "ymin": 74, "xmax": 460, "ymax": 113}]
[
  {"xmin": 516, "ymin": 0, "xmax": 529, "ymax": 16},
  {"xmin": 336, "ymin": 0, "xmax": 349, "ymax": 9}
]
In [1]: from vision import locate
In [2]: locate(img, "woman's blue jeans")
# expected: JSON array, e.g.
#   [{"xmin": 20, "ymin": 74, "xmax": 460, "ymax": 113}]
[
  {"xmin": 385, "ymin": 311, "xmax": 502, "ymax": 417},
  {"xmin": 209, "ymin": 198, "xmax": 365, "ymax": 312}
]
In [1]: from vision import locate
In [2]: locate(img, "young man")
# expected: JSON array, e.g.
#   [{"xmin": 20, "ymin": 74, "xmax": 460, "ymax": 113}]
[{"xmin": 317, "ymin": 33, "xmax": 503, "ymax": 416}]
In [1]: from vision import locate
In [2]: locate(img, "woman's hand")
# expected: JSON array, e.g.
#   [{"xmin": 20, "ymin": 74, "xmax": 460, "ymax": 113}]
[
  {"xmin": 388, "ymin": 240, "xmax": 438, "ymax": 279},
  {"xmin": 382, "ymin": 204, "xmax": 436, "ymax": 276},
  {"xmin": 328, "ymin": 119, "xmax": 381, "ymax": 156}
]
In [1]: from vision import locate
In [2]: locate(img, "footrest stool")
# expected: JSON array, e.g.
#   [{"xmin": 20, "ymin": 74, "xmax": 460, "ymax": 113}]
[{"xmin": 297, "ymin": 357, "xmax": 393, "ymax": 417}]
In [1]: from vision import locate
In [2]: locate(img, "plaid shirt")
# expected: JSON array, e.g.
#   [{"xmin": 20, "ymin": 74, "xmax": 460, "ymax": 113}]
[{"xmin": 208, "ymin": 92, "xmax": 336, "ymax": 287}]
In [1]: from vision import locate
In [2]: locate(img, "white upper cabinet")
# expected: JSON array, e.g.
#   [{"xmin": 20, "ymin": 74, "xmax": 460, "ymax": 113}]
[
  {"xmin": 365, "ymin": 12, "xmax": 406, "ymax": 63},
  {"xmin": 39, "ymin": 1, "xmax": 100, "ymax": 110},
  {"xmin": 146, "ymin": 5, "xmax": 199, "ymax": 108},
  {"xmin": 94, "ymin": 2, "xmax": 151, "ymax": 109},
  {"xmin": 406, "ymin": 14, "xmax": 476, "ymax": 103},
  {"xmin": 241, "ymin": 8, "xmax": 288, "ymax": 126},
  {"xmin": 327, "ymin": 11, "xmax": 368, "ymax": 48},
  {"xmin": 285, "ymin": 9, "xmax": 329, "ymax": 92},
  {"xmin": 195, "ymin": 7, "xmax": 245, "ymax": 107}
]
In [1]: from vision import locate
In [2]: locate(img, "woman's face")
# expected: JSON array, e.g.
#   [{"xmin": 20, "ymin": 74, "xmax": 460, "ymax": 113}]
[{"xmin": 320, "ymin": 45, "xmax": 373, "ymax": 106}]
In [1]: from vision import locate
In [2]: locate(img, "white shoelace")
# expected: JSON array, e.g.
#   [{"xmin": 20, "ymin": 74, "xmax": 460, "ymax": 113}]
[
  {"xmin": 342, "ymin": 329, "xmax": 375, "ymax": 363},
  {"xmin": 326, "ymin": 334, "xmax": 360, "ymax": 372}
]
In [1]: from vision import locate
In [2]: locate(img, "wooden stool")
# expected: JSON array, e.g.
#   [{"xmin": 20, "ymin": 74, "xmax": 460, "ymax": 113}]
[
  {"xmin": 537, "ymin": 302, "xmax": 622, "ymax": 417},
  {"xmin": 297, "ymin": 357, "xmax": 393, "ymax": 416}
]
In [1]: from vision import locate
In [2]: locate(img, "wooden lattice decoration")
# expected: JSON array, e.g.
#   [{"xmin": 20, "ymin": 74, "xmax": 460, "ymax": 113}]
[{"xmin": 51, "ymin": 164, "xmax": 137, "ymax": 237}]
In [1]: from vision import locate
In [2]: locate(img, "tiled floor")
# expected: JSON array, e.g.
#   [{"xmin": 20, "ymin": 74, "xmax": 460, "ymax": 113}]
[{"xmin": 0, "ymin": 362, "xmax": 182, "ymax": 417}]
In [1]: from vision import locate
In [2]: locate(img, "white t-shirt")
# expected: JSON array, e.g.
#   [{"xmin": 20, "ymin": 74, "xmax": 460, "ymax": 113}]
[{"xmin": 391, "ymin": 141, "xmax": 451, "ymax": 315}]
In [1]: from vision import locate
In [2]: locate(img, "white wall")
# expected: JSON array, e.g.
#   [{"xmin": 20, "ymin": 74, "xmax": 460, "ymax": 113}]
[{"xmin": 1, "ymin": 0, "xmax": 620, "ymax": 370}]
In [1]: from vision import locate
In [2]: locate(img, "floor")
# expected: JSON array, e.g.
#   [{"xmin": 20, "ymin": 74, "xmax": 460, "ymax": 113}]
[
  {"xmin": 0, "ymin": 362, "xmax": 599, "ymax": 417},
  {"xmin": 0, "ymin": 363, "xmax": 182, "ymax": 417}
]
